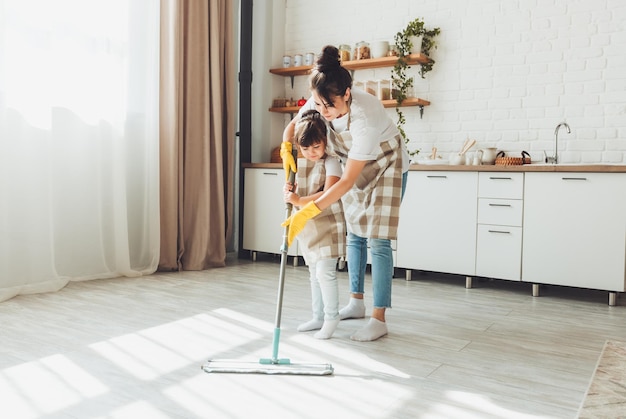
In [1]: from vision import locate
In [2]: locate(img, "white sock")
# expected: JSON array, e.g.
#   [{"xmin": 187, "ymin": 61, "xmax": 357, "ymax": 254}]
[
  {"xmin": 297, "ymin": 318, "xmax": 323, "ymax": 332},
  {"xmin": 339, "ymin": 298, "xmax": 366, "ymax": 320},
  {"xmin": 350, "ymin": 318, "xmax": 388, "ymax": 342},
  {"xmin": 314, "ymin": 319, "xmax": 340, "ymax": 340}
]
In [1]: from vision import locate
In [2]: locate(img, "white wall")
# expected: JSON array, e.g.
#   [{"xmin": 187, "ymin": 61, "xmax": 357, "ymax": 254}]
[{"xmin": 252, "ymin": 0, "xmax": 626, "ymax": 164}]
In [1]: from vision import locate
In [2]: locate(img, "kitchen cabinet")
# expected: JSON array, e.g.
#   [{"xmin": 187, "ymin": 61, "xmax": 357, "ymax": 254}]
[
  {"xmin": 268, "ymin": 53, "xmax": 431, "ymax": 114},
  {"xmin": 242, "ymin": 163, "xmax": 626, "ymax": 305},
  {"xmin": 242, "ymin": 168, "xmax": 298, "ymax": 260},
  {"xmin": 475, "ymin": 172, "xmax": 524, "ymax": 281},
  {"xmin": 522, "ymin": 172, "xmax": 626, "ymax": 305},
  {"xmin": 396, "ymin": 171, "xmax": 478, "ymax": 278}
]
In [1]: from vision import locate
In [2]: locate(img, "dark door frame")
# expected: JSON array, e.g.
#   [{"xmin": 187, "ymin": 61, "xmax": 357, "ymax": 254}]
[{"xmin": 237, "ymin": 0, "xmax": 252, "ymax": 257}]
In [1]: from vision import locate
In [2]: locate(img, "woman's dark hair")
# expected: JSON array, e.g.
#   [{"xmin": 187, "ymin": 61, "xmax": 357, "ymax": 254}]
[
  {"xmin": 310, "ymin": 45, "xmax": 353, "ymax": 106},
  {"xmin": 294, "ymin": 110, "xmax": 327, "ymax": 148}
]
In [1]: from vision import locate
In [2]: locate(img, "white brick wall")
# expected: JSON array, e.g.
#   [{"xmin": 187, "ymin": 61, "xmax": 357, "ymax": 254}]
[{"xmin": 255, "ymin": 0, "xmax": 626, "ymax": 163}]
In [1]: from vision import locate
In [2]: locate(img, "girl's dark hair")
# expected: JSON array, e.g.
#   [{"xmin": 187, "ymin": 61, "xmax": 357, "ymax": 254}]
[
  {"xmin": 294, "ymin": 110, "xmax": 327, "ymax": 148},
  {"xmin": 309, "ymin": 45, "xmax": 353, "ymax": 106}
]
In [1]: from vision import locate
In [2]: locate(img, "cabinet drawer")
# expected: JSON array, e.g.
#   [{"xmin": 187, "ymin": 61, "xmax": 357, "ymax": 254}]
[
  {"xmin": 476, "ymin": 225, "xmax": 522, "ymax": 280},
  {"xmin": 478, "ymin": 172, "xmax": 524, "ymax": 199},
  {"xmin": 477, "ymin": 198, "xmax": 523, "ymax": 226}
]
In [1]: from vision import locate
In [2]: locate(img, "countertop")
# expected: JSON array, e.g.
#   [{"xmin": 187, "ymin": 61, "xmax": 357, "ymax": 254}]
[{"xmin": 243, "ymin": 162, "xmax": 626, "ymax": 173}]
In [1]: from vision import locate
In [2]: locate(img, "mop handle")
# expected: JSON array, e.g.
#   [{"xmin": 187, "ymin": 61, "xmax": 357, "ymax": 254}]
[
  {"xmin": 280, "ymin": 150, "xmax": 297, "ymax": 252},
  {"xmin": 270, "ymin": 149, "xmax": 297, "ymax": 362}
]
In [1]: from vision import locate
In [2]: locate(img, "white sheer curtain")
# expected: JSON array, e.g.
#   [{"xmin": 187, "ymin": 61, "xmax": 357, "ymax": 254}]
[{"xmin": 0, "ymin": 0, "xmax": 160, "ymax": 302}]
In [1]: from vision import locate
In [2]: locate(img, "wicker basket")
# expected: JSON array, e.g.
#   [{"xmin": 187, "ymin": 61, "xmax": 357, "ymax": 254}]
[{"xmin": 495, "ymin": 151, "xmax": 531, "ymax": 166}]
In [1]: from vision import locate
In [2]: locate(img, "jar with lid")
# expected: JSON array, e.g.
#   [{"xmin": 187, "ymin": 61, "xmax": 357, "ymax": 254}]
[
  {"xmin": 378, "ymin": 79, "xmax": 392, "ymax": 100},
  {"xmin": 353, "ymin": 41, "xmax": 370, "ymax": 60},
  {"xmin": 387, "ymin": 45, "xmax": 398, "ymax": 57},
  {"xmin": 338, "ymin": 44, "xmax": 351, "ymax": 62}
]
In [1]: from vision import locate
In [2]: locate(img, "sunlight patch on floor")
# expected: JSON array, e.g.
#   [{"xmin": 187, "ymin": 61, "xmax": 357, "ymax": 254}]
[
  {"xmin": 93, "ymin": 400, "xmax": 172, "ymax": 419},
  {"xmin": 167, "ymin": 371, "xmax": 414, "ymax": 418},
  {"xmin": 212, "ymin": 307, "xmax": 274, "ymax": 331},
  {"xmin": 288, "ymin": 333, "xmax": 413, "ymax": 378},
  {"xmin": 89, "ymin": 334, "xmax": 191, "ymax": 381},
  {"xmin": 0, "ymin": 354, "xmax": 109, "ymax": 418},
  {"xmin": 89, "ymin": 311, "xmax": 268, "ymax": 380}
]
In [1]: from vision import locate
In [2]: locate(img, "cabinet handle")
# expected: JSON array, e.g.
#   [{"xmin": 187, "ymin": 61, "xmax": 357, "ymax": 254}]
[
  {"xmin": 561, "ymin": 177, "xmax": 587, "ymax": 181},
  {"xmin": 489, "ymin": 177, "xmax": 512, "ymax": 180},
  {"xmin": 262, "ymin": 172, "xmax": 278, "ymax": 176},
  {"xmin": 488, "ymin": 203, "xmax": 512, "ymax": 207},
  {"xmin": 426, "ymin": 175, "xmax": 447, "ymax": 179},
  {"xmin": 488, "ymin": 230, "xmax": 511, "ymax": 234}
]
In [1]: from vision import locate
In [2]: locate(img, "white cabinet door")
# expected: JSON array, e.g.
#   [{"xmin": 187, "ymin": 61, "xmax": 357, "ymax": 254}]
[
  {"xmin": 522, "ymin": 173, "xmax": 626, "ymax": 291},
  {"xmin": 396, "ymin": 171, "xmax": 478, "ymax": 275},
  {"xmin": 242, "ymin": 168, "xmax": 297, "ymax": 256},
  {"xmin": 476, "ymin": 225, "xmax": 523, "ymax": 280}
]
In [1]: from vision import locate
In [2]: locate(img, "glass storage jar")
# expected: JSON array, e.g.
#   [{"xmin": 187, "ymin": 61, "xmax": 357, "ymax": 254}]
[
  {"xmin": 353, "ymin": 41, "xmax": 370, "ymax": 60},
  {"xmin": 378, "ymin": 79, "xmax": 392, "ymax": 100},
  {"xmin": 338, "ymin": 44, "xmax": 351, "ymax": 62},
  {"xmin": 352, "ymin": 80, "xmax": 365, "ymax": 91}
]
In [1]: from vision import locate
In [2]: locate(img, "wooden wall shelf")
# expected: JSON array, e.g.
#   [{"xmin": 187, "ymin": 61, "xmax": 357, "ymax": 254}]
[
  {"xmin": 268, "ymin": 53, "xmax": 430, "ymax": 76},
  {"xmin": 382, "ymin": 97, "xmax": 430, "ymax": 108},
  {"xmin": 269, "ymin": 97, "xmax": 430, "ymax": 114},
  {"xmin": 269, "ymin": 65, "xmax": 312, "ymax": 77}
]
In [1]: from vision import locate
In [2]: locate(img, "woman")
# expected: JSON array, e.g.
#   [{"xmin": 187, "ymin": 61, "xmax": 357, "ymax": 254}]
[{"xmin": 281, "ymin": 45, "xmax": 409, "ymax": 342}]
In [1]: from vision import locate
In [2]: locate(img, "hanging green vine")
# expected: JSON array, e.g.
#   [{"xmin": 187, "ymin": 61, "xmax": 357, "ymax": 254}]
[{"xmin": 391, "ymin": 18, "xmax": 441, "ymax": 156}]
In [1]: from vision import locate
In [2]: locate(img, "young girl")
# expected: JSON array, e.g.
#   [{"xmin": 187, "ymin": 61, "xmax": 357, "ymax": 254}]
[{"xmin": 283, "ymin": 109, "xmax": 345, "ymax": 340}]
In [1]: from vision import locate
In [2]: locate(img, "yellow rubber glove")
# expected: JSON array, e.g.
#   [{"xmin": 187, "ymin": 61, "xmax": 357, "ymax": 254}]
[
  {"xmin": 280, "ymin": 141, "xmax": 297, "ymax": 180},
  {"xmin": 281, "ymin": 201, "xmax": 321, "ymax": 247}
]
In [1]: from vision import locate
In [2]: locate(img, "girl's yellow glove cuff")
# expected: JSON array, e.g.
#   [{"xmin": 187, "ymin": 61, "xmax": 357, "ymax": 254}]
[{"xmin": 281, "ymin": 201, "xmax": 321, "ymax": 247}]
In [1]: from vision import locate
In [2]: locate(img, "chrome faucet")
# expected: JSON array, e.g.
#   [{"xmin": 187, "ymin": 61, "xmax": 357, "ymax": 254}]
[{"xmin": 546, "ymin": 121, "xmax": 571, "ymax": 164}]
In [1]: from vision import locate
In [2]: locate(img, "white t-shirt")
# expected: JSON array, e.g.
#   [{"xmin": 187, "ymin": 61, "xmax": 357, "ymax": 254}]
[
  {"xmin": 299, "ymin": 88, "xmax": 409, "ymax": 172},
  {"xmin": 324, "ymin": 154, "xmax": 342, "ymax": 178}
]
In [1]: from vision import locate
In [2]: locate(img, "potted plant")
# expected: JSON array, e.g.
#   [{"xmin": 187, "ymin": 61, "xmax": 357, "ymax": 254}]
[{"xmin": 391, "ymin": 18, "xmax": 440, "ymax": 155}]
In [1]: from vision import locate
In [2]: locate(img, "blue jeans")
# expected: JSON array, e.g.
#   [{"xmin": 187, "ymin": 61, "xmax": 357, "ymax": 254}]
[{"xmin": 346, "ymin": 171, "xmax": 408, "ymax": 308}]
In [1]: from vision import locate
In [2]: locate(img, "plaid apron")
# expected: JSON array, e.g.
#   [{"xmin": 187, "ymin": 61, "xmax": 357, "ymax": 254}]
[
  {"xmin": 328, "ymin": 128, "xmax": 403, "ymax": 240},
  {"xmin": 295, "ymin": 158, "xmax": 346, "ymax": 265}
]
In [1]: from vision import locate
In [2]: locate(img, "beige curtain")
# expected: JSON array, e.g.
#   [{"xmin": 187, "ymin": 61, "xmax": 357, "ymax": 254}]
[{"xmin": 159, "ymin": 0, "xmax": 235, "ymax": 271}]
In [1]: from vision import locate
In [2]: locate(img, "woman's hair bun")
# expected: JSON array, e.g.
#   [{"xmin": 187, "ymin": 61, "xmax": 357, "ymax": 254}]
[
  {"xmin": 309, "ymin": 45, "xmax": 352, "ymax": 101},
  {"xmin": 315, "ymin": 45, "xmax": 341, "ymax": 72}
]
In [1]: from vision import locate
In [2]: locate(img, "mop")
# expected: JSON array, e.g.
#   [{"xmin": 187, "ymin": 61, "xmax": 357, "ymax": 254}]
[{"xmin": 202, "ymin": 148, "xmax": 334, "ymax": 375}]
